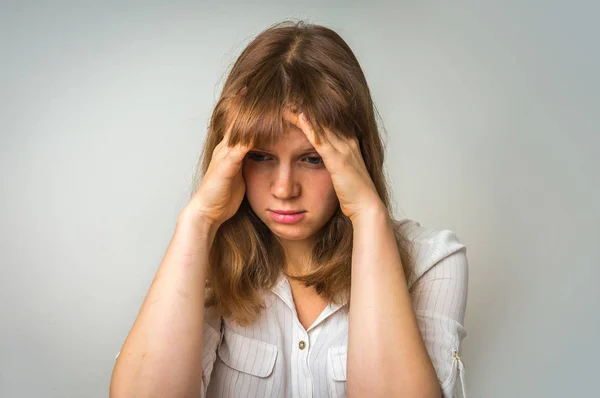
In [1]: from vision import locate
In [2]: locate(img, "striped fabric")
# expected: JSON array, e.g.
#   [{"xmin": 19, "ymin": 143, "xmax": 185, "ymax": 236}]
[{"xmin": 200, "ymin": 218, "xmax": 469, "ymax": 398}]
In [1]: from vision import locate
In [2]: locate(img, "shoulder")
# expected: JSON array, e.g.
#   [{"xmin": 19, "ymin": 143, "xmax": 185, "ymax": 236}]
[{"xmin": 391, "ymin": 218, "xmax": 468, "ymax": 287}]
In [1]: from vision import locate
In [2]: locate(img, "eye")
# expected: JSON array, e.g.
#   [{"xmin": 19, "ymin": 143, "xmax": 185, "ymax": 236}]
[
  {"xmin": 246, "ymin": 152, "xmax": 270, "ymax": 162},
  {"xmin": 245, "ymin": 152, "xmax": 322, "ymax": 166},
  {"xmin": 303, "ymin": 155, "xmax": 323, "ymax": 165}
]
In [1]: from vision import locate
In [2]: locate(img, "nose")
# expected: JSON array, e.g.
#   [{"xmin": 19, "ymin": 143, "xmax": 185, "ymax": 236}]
[{"xmin": 271, "ymin": 164, "xmax": 300, "ymax": 199}]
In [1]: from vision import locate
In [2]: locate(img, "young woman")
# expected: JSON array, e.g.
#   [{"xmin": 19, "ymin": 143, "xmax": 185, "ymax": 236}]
[{"xmin": 110, "ymin": 20, "xmax": 468, "ymax": 398}]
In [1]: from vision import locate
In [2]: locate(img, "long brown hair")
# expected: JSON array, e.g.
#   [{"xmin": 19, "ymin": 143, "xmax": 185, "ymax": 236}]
[{"xmin": 192, "ymin": 20, "xmax": 414, "ymax": 326}]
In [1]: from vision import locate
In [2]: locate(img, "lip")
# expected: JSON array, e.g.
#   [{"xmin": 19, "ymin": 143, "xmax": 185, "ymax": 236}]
[
  {"xmin": 270, "ymin": 209, "xmax": 305, "ymax": 215},
  {"xmin": 268, "ymin": 210, "xmax": 306, "ymax": 224}
]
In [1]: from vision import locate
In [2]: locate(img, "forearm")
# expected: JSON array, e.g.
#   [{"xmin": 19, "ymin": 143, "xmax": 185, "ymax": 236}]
[
  {"xmin": 346, "ymin": 208, "xmax": 440, "ymax": 398},
  {"xmin": 110, "ymin": 210, "xmax": 218, "ymax": 398}
]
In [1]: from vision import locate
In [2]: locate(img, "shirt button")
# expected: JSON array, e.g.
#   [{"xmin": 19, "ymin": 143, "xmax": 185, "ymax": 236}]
[{"xmin": 298, "ymin": 340, "xmax": 306, "ymax": 350}]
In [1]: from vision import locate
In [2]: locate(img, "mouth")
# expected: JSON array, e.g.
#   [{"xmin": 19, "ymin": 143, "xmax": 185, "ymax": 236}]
[
  {"xmin": 269, "ymin": 209, "xmax": 305, "ymax": 215},
  {"xmin": 268, "ymin": 210, "xmax": 306, "ymax": 224}
]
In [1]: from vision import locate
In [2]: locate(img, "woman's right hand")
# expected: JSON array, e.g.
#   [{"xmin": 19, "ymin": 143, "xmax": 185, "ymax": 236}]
[{"xmin": 182, "ymin": 121, "xmax": 252, "ymax": 230}]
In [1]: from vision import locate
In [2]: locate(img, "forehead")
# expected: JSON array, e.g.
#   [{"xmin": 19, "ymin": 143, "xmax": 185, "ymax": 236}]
[{"xmin": 255, "ymin": 122, "xmax": 313, "ymax": 150}]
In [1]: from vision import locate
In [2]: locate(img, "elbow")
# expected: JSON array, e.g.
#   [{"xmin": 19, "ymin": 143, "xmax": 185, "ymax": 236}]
[
  {"xmin": 347, "ymin": 380, "xmax": 442, "ymax": 398},
  {"xmin": 397, "ymin": 385, "xmax": 442, "ymax": 398},
  {"xmin": 109, "ymin": 362, "xmax": 130, "ymax": 398}
]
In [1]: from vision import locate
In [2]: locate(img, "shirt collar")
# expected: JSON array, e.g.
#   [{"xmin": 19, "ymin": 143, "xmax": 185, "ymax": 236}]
[{"xmin": 269, "ymin": 271, "xmax": 347, "ymax": 332}]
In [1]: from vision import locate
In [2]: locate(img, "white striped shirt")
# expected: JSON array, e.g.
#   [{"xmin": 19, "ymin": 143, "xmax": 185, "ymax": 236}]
[{"xmin": 198, "ymin": 218, "xmax": 469, "ymax": 397}]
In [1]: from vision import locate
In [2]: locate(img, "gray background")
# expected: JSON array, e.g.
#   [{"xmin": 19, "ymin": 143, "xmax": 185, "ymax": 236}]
[{"xmin": 1, "ymin": 1, "xmax": 598, "ymax": 397}]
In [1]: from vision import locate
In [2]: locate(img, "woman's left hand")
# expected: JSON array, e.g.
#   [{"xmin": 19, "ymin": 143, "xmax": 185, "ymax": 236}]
[{"xmin": 282, "ymin": 110, "xmax": 386, "ymax": 224}]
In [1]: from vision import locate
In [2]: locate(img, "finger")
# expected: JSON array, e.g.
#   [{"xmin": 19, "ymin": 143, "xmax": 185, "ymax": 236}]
[
  {"xmin": 298, "ymin": 113, "xmax": 357, "ymax": 154},
  {"xmin": 215, "ymin": 123, "xmax": 249, "ymax": 162},
  {"xmin": 297, "ymin": 113, "xmax": 320, "ymax": 147},
  {"xmin": 282, "ymin": 110, "xmax": 330, "ymax": 150},
  {"xmin": 222, "ymin": 121, "xmax": 235, "ymax": 147},
  {"xmin": 282, "ymin": 109, "xmax": 353, "ymax": 155},
  {"xmin": 221, "ymin": 112, "xmax": 252, "ymax": 152},
  {"xmin": 327, "ymin": 129, "xmax": 359, "ymax": 155},
  {"xmin": 222, "ymin": 104, "xmax": 246, "ymax": 147}
]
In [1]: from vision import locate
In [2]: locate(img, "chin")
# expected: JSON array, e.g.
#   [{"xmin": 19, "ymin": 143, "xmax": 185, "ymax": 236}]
[
  {"xmin": 273, "ymin": 232, "xmax": 312, "ymax": 242},
  {"xmin": 267, "ymin": 222, "xmax": 310, "ymax": 235},
  {"xmin": 267, "ymin": 224, "xmax": 314, "ymax": 241}
]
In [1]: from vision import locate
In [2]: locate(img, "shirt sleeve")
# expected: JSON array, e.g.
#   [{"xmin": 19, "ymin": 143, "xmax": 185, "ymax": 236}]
[
  {"xmin": 405, "ymin": 223, "xmax": 469, "ymax": 398},
  {"xmin": 200, "ymin": 307, "xmax": 223, "ymax": 397}
]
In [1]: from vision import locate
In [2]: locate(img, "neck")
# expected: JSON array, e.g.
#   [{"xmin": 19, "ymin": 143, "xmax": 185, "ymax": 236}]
[
  {"xmin": 284, "ymin": 261, "xmax": 312, "ymax": 278},
  {"xmin": 277, "ymin": 237, "xmax": 316, "ymax": 277}
]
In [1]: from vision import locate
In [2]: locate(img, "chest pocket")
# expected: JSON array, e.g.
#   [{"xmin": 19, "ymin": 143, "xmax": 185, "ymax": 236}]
[
  {"xmin": 326, "ymin": 345, "xmax": 347, "ymax": 398},
  {"xmin": 217, "ymin": 327, "xmax": 278, "ymax": 378}
]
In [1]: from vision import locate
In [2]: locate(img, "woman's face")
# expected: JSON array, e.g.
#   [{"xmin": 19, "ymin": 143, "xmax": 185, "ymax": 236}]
[{"xmin": 242, "ymin": 122, "xmax": 339, "ymax": 249}]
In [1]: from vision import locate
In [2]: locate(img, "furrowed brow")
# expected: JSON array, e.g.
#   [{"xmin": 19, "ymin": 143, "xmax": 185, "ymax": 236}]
[{"xmin": 252, "ymin": 146, "xmax": 317, "ymax": 154}]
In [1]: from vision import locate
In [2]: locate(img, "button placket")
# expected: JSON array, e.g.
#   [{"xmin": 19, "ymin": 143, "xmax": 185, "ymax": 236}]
[{"xmin": 297, "ymin": 329, "xmax": 313, "ymax": 398}]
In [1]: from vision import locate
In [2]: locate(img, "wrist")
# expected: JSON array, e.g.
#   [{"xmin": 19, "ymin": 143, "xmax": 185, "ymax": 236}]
[
  {"xmin": 177, "ymin": 207, "xmax": 220, "ymax": 240},
  {"xmin": 350, "ymin": 203, "xmax": 390, "ymax": 227}
]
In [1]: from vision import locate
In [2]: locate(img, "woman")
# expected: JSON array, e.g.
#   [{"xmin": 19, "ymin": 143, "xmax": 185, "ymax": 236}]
[{"xmin": 110, "ymin": 20, "xmax": 468, "ymax": 398}]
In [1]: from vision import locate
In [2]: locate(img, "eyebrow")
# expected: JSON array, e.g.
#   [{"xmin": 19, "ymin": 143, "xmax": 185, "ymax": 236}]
[{"xmin": 251, "ymin": 147, "xmax": 317, "ymax": 154}]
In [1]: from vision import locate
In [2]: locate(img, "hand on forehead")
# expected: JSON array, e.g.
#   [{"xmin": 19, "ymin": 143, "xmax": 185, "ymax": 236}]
[{"xmin": 282, "ymin": 108, "xmax": 302, "ymax": 127}]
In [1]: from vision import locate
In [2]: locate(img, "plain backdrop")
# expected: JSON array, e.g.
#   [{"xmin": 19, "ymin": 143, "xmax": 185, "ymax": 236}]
[{"xmin": 1, "ymin": 1, "xmax": 598, "ymax": 397}]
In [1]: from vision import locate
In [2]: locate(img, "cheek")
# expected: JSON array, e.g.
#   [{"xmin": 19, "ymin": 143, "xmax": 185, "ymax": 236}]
[
  {"xmin": 309, "ymin": 174, "xmax": 338, "ymax": 203},
  {"xmin": 242, "ymin": 162, "xmax": 260, "ymax": 183},
  {"xmin": 242, "ymin": 164, "xmax": 273, "ymax": 206},
  {"xmin": 241, "ymin": 164, "xmax": 260, "ymax": 199}
]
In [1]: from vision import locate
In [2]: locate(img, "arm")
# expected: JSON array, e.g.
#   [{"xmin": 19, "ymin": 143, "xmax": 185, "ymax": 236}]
[
  {"xmin": 408, "ymin": 224, "xmax": 468, "ymax": 397},
  {"xmin": 277, "ymin": 111, "xmax": 444, "ymax": 396},
  {"xmin": 346, "ymin": 208, "xmax": 441, "ymax": 398},
  {"xmin": 109, "ymin": 210, "xmax": 218, "ymax": 398}
]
